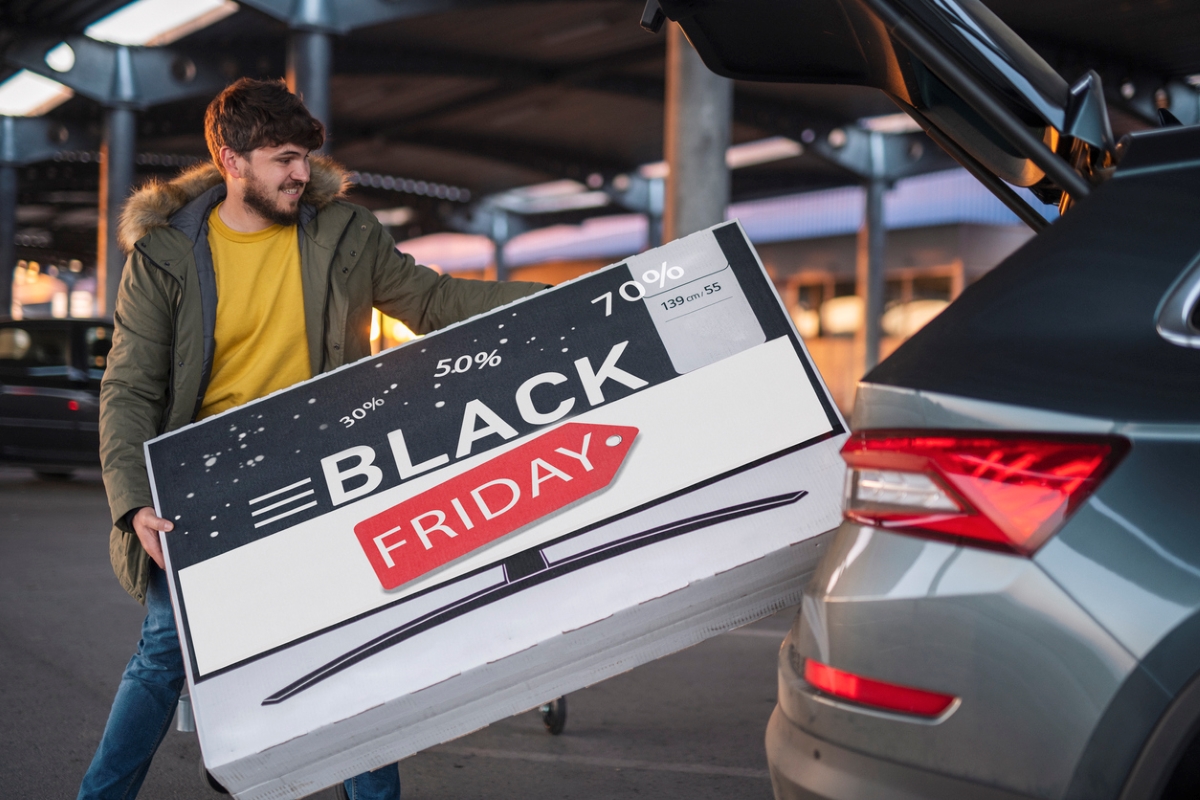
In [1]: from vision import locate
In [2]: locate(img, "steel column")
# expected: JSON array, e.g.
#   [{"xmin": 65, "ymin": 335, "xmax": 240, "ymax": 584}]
[
  {"xmin": 662, "ymin": 24, "xmax": 731, "ymax": 242},
  {"xmin": 646, "ymin": 176, "xmax": 664, "ymax": 248},
  {"xmin": 0, "ymin": 164, "xmax": 16, "ymax": 318},
  {"xmin": 287, "ymin": 29, "xmax": 333, "ymax": 150},
  {"xmin": 491, "ymin": 210, "xmax": 510, "ymax": 282},
  {"xmin": 98, "ymin": 106, "xmax": 136, "ymax": 319},
  {"xmin": 858, "ymin": 175, "xmax": 887, "ymax": 373}
]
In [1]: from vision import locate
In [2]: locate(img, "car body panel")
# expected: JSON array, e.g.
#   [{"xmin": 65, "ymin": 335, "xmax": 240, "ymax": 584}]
[
  {"xmin": 766, "ymin": 704, "xmax": 1038, "ymax": 800},
  {"xmin": 852, "ymin": 382, "xmax": 1116, "ymax": 434},
  {"xmin": 857, "ymin": 374, "xmax": 1200, "ymax": 696},
  {"xmin": 1038, "ymin": 437, "xmax": 1200, "ymax": 688},
  {"xmin": 782, "ymin": 524, "xmax": 1137, "ymax": 798}
]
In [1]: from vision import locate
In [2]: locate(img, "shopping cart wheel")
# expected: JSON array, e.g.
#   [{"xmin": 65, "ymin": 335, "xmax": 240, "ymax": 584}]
[
  {"xmin": 200, "ymin": 757, "xmax": 230, "ymax": 794},
  {"xmin": 540, "ymin": 696, "xmax": 567, "ymax": 735}
]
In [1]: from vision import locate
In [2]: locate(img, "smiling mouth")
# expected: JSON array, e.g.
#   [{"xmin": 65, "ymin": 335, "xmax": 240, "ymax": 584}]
[{"xmin": 281, "ymin": 184, "xmax": 305, "ymax": 197}]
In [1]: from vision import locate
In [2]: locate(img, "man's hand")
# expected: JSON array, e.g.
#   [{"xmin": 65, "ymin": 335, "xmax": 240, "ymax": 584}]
[{"xmin": 132, "ymin": 507, "xmax": 174, "ymax": 569}]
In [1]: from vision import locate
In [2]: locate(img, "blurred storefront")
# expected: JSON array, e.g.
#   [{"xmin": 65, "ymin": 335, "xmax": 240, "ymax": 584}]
[{"xmin": 10, "ymin": 258, "xmax": 96, "ymax": 320}]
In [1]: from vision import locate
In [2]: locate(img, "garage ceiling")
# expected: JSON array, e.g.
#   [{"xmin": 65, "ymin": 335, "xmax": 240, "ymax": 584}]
[{"xmin": 3, "ymin": 0, "xmax": 1198, "ymax": 261}]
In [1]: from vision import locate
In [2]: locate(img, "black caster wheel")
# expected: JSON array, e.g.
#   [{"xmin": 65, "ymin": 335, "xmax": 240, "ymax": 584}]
[
  {"xmin": 199, "ymin": 757, "xmax": 230, "ymax": 794},
  {"xmin": 540, "ymin": 696, "xmax": 567, "ymax": 735}
]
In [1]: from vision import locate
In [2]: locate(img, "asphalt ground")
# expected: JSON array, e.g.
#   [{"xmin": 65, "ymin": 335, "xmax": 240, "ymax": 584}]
[{"xmin": 0, "ymin": 466, "xmax": 794, "ymax": 799}]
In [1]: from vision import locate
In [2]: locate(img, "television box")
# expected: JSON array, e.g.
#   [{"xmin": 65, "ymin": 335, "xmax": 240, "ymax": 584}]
[{"xmin": 146, "ymin": 221, "xmax": 848, "ymax": 799}]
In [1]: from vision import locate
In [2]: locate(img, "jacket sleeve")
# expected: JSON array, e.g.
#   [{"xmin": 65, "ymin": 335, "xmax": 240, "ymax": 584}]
[
  {"xmin": 366, "ymin": 218, "xmax": 547, "ymax": 334},
  {"xmin": 99, "ymin": 249, "xmax": 177, "ymax": 530}
]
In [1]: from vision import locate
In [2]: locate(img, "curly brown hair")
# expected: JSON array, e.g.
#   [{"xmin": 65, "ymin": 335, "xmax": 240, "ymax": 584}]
[{"xmin": 204, "ymin": 78, "xmax": 325, "ymax": 174}]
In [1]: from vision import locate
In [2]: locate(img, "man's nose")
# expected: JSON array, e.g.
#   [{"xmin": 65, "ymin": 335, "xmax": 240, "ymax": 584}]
[{"xmin": 292, "ymin": 160, "xmax": 311, "ymax": 183}]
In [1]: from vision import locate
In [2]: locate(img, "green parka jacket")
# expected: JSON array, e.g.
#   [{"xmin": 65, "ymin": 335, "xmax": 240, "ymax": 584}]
[{"xmin": 102, "ymin": 156, "xmax": 545, "ymax": 603}]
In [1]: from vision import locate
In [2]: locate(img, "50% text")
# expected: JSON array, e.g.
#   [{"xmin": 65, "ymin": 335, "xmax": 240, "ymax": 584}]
[{"xmin": 434, "ymin": 350, "xmax": 502, "ymax": 377}]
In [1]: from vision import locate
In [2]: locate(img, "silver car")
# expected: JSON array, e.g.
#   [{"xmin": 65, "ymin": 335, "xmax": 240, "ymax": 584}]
[{"xmin": 645, "ymin": 0, "xmax": 1200, "ymax": 797}]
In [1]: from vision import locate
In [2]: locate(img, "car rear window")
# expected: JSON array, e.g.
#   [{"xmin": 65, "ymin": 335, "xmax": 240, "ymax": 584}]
[{"xmin": 0, "ymin": 326, "xmax": 71, "ymax": 378}]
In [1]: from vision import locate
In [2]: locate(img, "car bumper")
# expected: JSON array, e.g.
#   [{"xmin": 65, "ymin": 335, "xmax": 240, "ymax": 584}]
[
  {"xmin": 769, "ymin": 524, "xmax": 1140, "ymax": 799},
  {"xmin": 765, "ymin": 704, "xmax": 1035, "ymax": 800}
]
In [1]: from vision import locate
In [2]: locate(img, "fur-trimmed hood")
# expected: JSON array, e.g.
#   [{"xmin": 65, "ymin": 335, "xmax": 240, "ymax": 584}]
[{"xmin": 117, "ymin": 154, "xmax": 349, "ymax": 252}]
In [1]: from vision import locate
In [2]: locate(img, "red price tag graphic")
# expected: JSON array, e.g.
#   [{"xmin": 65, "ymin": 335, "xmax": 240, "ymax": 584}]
[{"xmin": 355, "ymin": 423, "xmax": 638, "ymax": 590}]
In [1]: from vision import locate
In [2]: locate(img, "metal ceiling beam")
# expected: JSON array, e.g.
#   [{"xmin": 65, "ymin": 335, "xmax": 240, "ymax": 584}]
[
  {"xmin": 6, "ymin": 34, "xmax": 226, "ymax": 316},
  {"xmin": 1025, "ymin": 36, "xmax": 1200, "ymax": 127},
  {"xmin": 338, "ymin": 128, "xmax": 629, "ymax": 185},
  {"xmin": 239, "ymin": 0, "xmax": 562, "ymax": 36},
  {"xmin": 328, "ymin": 44, "xmax": 665, "ymax": 140},
  {"xmin": 241, "ymin": 0, "xmax": 592, "ymax": 167},
  {"xmin": 6, "ymin": 34, "xmax": 225, "ymax": 110},
  {"xmin": 333, "ymin": 45, "xmax": 547, "ymax": 84}
]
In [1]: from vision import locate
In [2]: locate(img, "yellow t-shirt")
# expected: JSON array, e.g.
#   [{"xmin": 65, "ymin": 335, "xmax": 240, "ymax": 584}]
[{"xmin": 198, "ymin": 205, "xmax": 311, "ymax": 420}]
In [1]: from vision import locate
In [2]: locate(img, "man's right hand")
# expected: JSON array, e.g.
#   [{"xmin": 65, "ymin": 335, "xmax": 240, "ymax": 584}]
[{"xmin": 132, "ymin": 507, "xmax": 174, "ymax": 569}]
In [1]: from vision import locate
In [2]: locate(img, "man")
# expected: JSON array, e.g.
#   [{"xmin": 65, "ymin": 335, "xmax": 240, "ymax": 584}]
[{"xmin": 79, "ymin": 77, "xmax": 546, "ymax": 800}]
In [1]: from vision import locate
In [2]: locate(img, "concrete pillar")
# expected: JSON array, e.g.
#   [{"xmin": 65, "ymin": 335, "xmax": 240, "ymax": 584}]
[
  {"xmin": 856, "ymin": 133, "xmax": 888, "ymax": 373},
  {"xmin": 97, "ymin": 106, "xmax": 136, "ymax": 318},
  {"xmin": 287, "ymin": 29, "xmax": 332, "ymax": 152},
  {"xmin": 662, "ymin": 24, "xmax": 732, "ymax": 242},
  {"xmin": 0, "ymin": 164, "xmax": 15, "ymax": 318}
]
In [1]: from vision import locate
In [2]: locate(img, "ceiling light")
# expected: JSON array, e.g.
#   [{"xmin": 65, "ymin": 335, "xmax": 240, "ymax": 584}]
[
  {"xmin": 0, "ymin": 70, "xmax": 74, "ymax": 117},
  {"xmin": 724, "ymin": 136, "xmax": 803, "ymax": 168},
  {"xmin": 86, "ymin": 0, "xmax": 238, "ymax": 47},
  {"xmin": 45, "ymin": 43, "xmax": 76, "ymax": 73},
  {"xmin": 374, "ymin": 207, "xmax": 415, "ymax": 227},
  {"xmin": 859, "ymin": 112, "xmax": 923, "ymax": 133},
  {"xmin": 638, "ymin": 136, "xmax": 805, "ymax": 178},
  {"xmin": 510, "ymin": 180, "xmax": 589, "ymax": 199},
  {"xmin": 639, "ymin": 161, "xmax": 669, "ymax": 180},
  {"xmin": 488, "ymin": 181, "xmax": 613, "ymax": 214},
  {"xmin": 493, "ymin": 191, "xmax": 610, "ymax": 215}
]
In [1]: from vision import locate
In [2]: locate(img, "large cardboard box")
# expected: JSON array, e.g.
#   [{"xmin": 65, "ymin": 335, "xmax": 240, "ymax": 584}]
[{"xmin": 146, "ymin": 221, "xmax": 848, "ymax": 798}]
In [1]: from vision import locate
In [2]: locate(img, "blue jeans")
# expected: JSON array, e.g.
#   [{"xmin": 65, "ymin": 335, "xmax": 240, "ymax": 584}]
[{"xmin": 78, "ymin": 566, "xmax": 400, "ymax": 800}]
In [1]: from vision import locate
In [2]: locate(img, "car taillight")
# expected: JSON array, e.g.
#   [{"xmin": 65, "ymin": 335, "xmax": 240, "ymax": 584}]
[
  {"xmin": 804, "ymin": 658, "xmax": 956, "ymax": 717},
  {"xmin": 841, "ymin": 431, "xmax": 1128, "ymax": 555}
]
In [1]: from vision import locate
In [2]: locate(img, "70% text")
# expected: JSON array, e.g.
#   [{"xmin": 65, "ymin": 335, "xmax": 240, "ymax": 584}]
[{"xmin": 591, "ymin": 262, "xmax": 685, "ymax": 316}]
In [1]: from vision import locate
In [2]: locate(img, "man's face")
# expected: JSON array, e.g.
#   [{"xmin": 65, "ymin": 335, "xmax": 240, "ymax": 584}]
[{"xmin": 238, "ymin": 143, "xmax": 311, "ymax": 226}]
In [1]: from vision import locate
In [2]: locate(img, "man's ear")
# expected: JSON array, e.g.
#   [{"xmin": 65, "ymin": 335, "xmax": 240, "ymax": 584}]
[{"xmin": 219, "ymin": 146, "xmax": 245, "ymax": 179}]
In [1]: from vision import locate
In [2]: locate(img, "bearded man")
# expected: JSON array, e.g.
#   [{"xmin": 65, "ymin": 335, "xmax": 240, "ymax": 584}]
[{"xmin": 78, "ymin": 77, "xmax": 546, "ymax": 800}]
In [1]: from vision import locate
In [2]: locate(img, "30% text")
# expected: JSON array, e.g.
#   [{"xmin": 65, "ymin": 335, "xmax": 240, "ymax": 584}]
[
  {"xmin": 341, "ymin": 396, "xmax": 384, "ymax": 428},
  {"xmin": 434, "ymin": 350, "xmax": 502, "ymax": 377},
  {"xmin": 591, "ymin": 262, "xmax": 685, "ymax": 316}
]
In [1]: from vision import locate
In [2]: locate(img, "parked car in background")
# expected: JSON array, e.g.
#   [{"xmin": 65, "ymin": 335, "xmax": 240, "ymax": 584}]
[
  {"xmin": 649, "ymin": 0, "xmax": 1200, "ymax": 797},
  {"xmin": 0, "ymin": 318, "xmax": 111, "ymax": 478}
]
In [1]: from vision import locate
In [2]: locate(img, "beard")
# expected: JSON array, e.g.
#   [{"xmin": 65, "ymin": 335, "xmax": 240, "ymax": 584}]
[{"xmin": 242, "ymin": 167, "xmax": 305, "ymax": 226}]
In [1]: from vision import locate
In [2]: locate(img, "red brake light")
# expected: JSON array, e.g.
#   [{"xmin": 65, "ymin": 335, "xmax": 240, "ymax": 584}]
[
  {"xmin": 804, "ymin": 659, "xmax": 956, "ymax": 717},
  {"xmin": 841, "ymin": 431, "xmax": 1128, "ymax": 555},
  {"xmin": 67, "ymin": 400, "xmax": 80, "ymax": 411}
]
